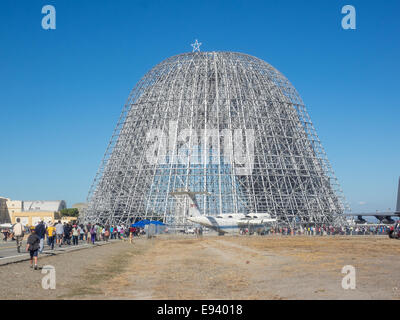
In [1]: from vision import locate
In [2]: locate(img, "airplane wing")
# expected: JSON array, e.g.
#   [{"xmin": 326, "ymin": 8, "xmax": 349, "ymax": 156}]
[
  {"xmin": 344, "ymin": 212, "xmax": 399, "ymax": 217},
  {"xmin": 343, "ymin": 177, "xmax": 400, "ymax": 219},
  {"xmin": 341, "ymin": 212, "xmax": 399, "ymax": 224}
]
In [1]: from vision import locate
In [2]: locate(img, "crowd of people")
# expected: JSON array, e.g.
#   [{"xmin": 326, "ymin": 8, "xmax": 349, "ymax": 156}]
[
  {"xmin": 41, "ymin": 221, "xmax": 145, "ymax": 247},
  {"xmin": 1, "ymin": 218, "xmax": 396, "ymax": 271},
  {"xmin": 3, "ymin": 218, "xmax": 145, "ymax": 270},
  {"xmin": 250, "ymin": 225, "xmax": 392, "ymax": 236}
]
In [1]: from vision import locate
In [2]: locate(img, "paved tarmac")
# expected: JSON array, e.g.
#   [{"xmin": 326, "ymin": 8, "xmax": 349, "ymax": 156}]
[{"xmin": 0, "ymin": 239, "xmax": 112, "ymax": 265}]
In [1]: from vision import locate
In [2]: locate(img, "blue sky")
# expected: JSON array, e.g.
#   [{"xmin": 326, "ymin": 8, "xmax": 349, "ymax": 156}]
[{"xmin": 0, "ymin": 0, "xmax": 399, "ymax": 213}]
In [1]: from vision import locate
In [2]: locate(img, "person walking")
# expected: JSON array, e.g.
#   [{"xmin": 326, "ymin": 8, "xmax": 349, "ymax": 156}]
[
  {"xmin": 110, "ymin": 225, "xmax": 114, "ymax": 239},
  {"xmin": 64, "ymin": 223, "xmax": 72, "ymax": 245},
  {"xmin": 104, "ymin": 227, "xmax": 110, "ymax": 242},
  {"xmin": 94, "ymin": 224, "xmax": 98, "ymax": 241},
  {"xmin": 86, "ymin": 225, "xmax": 91, "ymax": 244},
  {"xmin": 124, "ymin": 227, "xmax": 130, "ymax": 239},
  {"xmin": 90, "ymin": 225, "xmax": 96, "ymax": 245},
  {"xmin": 117, "ymin": 225, "xmax": 122, "ymax": 239},
  {"xmin": 72, "ymin": 225, "xmax": 79, "ymax": 245},
  {"xmin": 101, "ymin": 226, "xmax": 105, "ymax": 241},
  {"xmin": 2, "ymin": 228, "xmax": 9, "ymax": 242},
  {"xmin": 55, "ymin": 220, "xmax": 64, "ymax": 247},
  {"xmin": 120, "ymin": 226, "xmax": 125, "ymax": 240},
  {"xmin": 12, "ymin": 218, "xmax": 25, "ymax": 253},
  {"xmin": 26, "ymin": 227, "xmax": 40, "ymax": 270},
  {"xmin": 34, "ymin": 221, "xmax": 46, "ymax": 254},
  {"xmin": 47, "ymin": 223, "xmax": 56, "ymax": 250},
  {"xmin": 129, "ymin": 226, "xmax": 134, "ymax": 244},
  {"xmin": 79, "ymin": 224, "xmax": 85, "ymax": 241},
  {"xmin": 112, "ymin": 226, "xmax": 117, "ymax": 239}
]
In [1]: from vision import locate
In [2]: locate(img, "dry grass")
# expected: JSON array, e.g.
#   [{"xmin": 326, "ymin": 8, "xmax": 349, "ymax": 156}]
[
  {"xmin": 43, "ymin": 235, "xmax": 400, "ymax": 299},
  {"xmin": 61, "ymin": 244, "xmax": 144, "ymax": 298}
]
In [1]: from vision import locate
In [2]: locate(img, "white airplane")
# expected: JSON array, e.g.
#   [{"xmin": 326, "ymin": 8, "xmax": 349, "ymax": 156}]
[{"xmin": 170, "ymin": 191, "xmax": 276, "ymax": 235}]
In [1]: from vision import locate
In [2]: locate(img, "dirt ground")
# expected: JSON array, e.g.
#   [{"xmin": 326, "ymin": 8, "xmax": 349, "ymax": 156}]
[{"xmin": 1, "ymin": 235, "xmax": 399, "ymax": 300}]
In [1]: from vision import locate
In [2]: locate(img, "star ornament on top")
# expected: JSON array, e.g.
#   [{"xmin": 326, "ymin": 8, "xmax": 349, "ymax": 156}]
[{"xmin": 191, "ymin": 39, "xmax": 202, "ymax": 52}]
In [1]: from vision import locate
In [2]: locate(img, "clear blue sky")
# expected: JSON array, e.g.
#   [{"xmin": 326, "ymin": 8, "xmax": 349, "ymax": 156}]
[{"xmin": 0, "ymin": 0, "xmax": 399, "ymax": 213}]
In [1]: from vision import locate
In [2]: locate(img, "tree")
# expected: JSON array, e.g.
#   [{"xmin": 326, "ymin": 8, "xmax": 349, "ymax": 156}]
[{"xmin": 59, "ymin": 208, "xmax": 79, "ymax": 218}]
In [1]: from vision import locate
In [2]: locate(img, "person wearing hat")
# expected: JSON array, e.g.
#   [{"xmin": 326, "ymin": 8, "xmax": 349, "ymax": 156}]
[{"xmin": 26, "ymin": 227, "xmax": 40, "ymax": 270}]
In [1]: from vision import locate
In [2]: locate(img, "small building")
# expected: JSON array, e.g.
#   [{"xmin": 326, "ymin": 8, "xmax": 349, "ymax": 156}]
[
  {"xmin": 23, "ymin": 200, "xmax": 66, "ymax": 212},
  {"xmin": 11, "ymin": 211, "xmax": 57, "ymax": 226},
  {"xmin": 6, "ymin": 200, "xmax": 23, "ymax": 217},
  {"xmin": 0, "ymin": 197, "xmax": 67, "ymax": 226}
]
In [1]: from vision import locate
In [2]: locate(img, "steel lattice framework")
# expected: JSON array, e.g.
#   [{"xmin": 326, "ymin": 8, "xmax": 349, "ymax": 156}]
[{"xmin": 85, "ymin": 51, "xmax": 348, "ymax": 227}]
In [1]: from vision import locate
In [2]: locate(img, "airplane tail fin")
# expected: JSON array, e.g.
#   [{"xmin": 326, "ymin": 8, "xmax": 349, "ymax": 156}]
[
  {"xmin": 396, "ymin": 177, "xmax": 400, "ymax": 213},
  {"xmin": 187, "ymin": 194, "xmax": 201, "ymax": 217},
  {"xmin": 169, "ymin": 191, "xmax": 210, "ymax": 217}
]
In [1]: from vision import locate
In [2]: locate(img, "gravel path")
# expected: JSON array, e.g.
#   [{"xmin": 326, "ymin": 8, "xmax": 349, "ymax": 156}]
[{"xmin": 0, "ymin": 240, "xmax": 131, "ymax": 299}]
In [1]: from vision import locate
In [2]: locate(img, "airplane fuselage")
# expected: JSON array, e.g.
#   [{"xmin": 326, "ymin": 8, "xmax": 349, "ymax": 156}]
[
  {"xmin": 188, "ymin": 214, "xmax": 276, "ymax": 235},
  {"xmin": 169, "ymin": 191, "xmax": 276, "ymax": 234}
]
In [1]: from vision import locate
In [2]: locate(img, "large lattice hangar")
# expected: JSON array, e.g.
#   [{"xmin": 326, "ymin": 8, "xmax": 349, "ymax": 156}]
[{"xmin": 84, "ymin": 50, "xmax": 347, "ymax": 228}]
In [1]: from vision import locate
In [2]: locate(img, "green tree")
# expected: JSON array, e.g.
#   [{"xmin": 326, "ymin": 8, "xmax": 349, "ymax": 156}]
[{"xmin": 59, "ymin": 208, "xmax": 79, "ymax": 217}]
